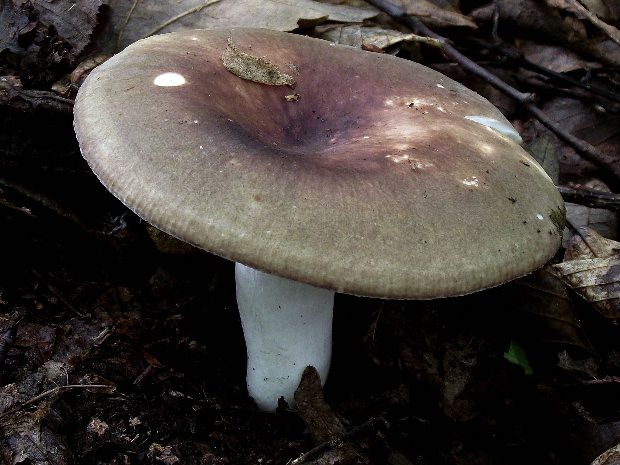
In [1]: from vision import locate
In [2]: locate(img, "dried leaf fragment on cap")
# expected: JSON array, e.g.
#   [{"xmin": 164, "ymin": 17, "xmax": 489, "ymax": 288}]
[{"xmin": 221, "ymin": 37, "xmax": 296, "ymax": 86}]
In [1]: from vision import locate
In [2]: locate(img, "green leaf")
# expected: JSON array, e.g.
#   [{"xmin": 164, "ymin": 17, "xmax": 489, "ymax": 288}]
[{"xmin": 504, "ymin": 340, "xmax": 534, "ymax": 375}]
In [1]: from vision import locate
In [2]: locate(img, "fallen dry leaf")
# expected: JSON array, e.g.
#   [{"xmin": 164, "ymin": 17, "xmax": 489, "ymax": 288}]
[
  {"xmin": 314, "ymin": 23, "xmax": 437, "ymax": 50},
  {"xmin": 0, "ymin": 318, "xmax": 110, "ymax": 464},
  {"xmin": 509, "ymin": 267, "xmax": 593, "ymax": 353},
  {"xmin": 395, "ymin": 0, "xmax": 476, "ymax": 28},
  {"xmin": 470, "ymin": 0, "xmax": 620, "ymax": 66},
  {"xmin": 0, "ymin": 0, "xmax": 101, "ymax": 58},
  {"xmin": 564, "ymin": 180, "xmax": 618, "ymax": 244},
  {"xmin": 102, "ymin": 0, "xmax": 378, "ymax": 51},
  {"xmin": 221, "ymin": 38, "xmax": 296, "ymax": 86},
  {"xmin": 591, "ymin": 443, "xmax": 620, "ymax": 465},
  {"xmin": 545, "ymin": 0, "xmax": 620, "ymax": 46},
  {"xmin": 527, "ymin": 134, "xmax": 560, "ymax": 183},
  {"xmin": 521, "ymin": 97, "xmax": 620, "ymax": 180},
  {"xmin": 519, "ymin": 40, "xmax": 591, "ymax": 73},
  {"xmin": 554, "ymin": 227, "xmax": 620, "ymax": 323},
  {"xmin": 148, "ymin": 443, "xmax": 181, "ymax": 465},
  {"xmin": 581, "ymin": 0, "xmax": 620, "ymax": 22}
]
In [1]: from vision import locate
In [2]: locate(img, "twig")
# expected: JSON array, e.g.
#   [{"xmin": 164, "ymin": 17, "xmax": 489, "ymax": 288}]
[
  {"xmin": 133, "ymin": 365, "xmax": 154, "ymax": 386},
  {"xmin": 475, "ymin": 21, "xmax": 620, "ymax": 105},
  {"xmin": 31, "ymin": 270, "xmax": 86, "ymax": 317},
  {"xmin": 364, "ymin": 0, "xmax": 620, "ymax": 183},
  {"xmin": 580, "ymin": 376, "xmax": 620, "ymax": 385},
  {"xmin": 554, "ymin": 0, "xmax": 620, "ymax": 47},
  {"xmin": 116, "ymin": 0, "xmax": 142, "ymax": 47},
  {"xmin": 145, "ymin": 0, "xmax": 223, "ymax": 38},
  {"xmin": 475, "ymin": 37, "xmax": 620, "ymax": 104},
  {"xmin": 293, "ymin": 367, "xmax": 365, "ymax": 464},
  {"xmin": 512, "ymin": 73, "xmax": 620, "ymax": 114},
  {"xmin": 0, "ymin": 198, "xmax": 34, "ymax": 217},
  {"xmin": 0, "ymin": 384, "xmax": 112, "ymax": 420},
  {"xmin": 0, "ymin": 176, "xmax": 89, "ymax": 230},
  {"xmin": 519, "ymin": 56, "xmax": 620, "ymax": 104},
  {"xmin": 558, "ymin": 185, "xmax": 620, "ymax": 210},
  {"xmin": 0, "ymin": 77, "xmax": 73, "ymax": 113},
  {"xmin": 289, "ymin": 417, "xmax": 389, "ymax": 465}
]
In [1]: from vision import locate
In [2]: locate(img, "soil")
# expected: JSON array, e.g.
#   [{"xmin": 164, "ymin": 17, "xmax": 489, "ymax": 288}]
[{"xmin": 2, "ymin": 107, "xmax": 619, "ymax": 465}]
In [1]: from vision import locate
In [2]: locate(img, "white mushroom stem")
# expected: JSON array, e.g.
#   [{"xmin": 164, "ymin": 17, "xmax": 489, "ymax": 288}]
[{"xmin": 235, "ymin": 262, "xmax": 335, "ymax": 411}]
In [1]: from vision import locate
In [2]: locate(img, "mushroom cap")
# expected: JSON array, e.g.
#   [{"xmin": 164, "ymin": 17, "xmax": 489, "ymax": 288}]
[{"xmin": 74, "ymin": 28, "xmax": 564, "ymax": 299}]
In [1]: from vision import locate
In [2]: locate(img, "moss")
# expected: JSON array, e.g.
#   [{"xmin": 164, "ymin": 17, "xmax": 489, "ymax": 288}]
[{"xmin": 549, "ymin": 204, "xmax": 566, "ymax": 236}]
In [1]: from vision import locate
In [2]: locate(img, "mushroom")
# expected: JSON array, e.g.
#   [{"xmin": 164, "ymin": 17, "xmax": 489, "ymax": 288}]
[{"xmin": 73, "ymin": 28, "xmax": 565, "ymax": 411}]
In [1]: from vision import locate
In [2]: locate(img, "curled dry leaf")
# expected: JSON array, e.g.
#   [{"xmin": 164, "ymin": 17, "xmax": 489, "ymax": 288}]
[
  {"xmin": 71, "ymin": 54, "xmax": 111, "ymax": 87},
  {"xmin": 148, "ymin": 443, "xmax": 181, "ymax": 465},
  {"xmin": 553, "ymin": 227, "xmax": 620, "ymax": 323},
  {"xmin": 0, "ymin": 0, "xmax": 101, "ymax": 58},
  {"xmin": 0, "ymin": 75, "xmax": 74, "ymax": 113},
  {"xmin": 0, "ymin": 318, "xmax": 110, "ymax": 463},
  {"xmin": 521, "ymin": 97, "xmax": 620, "ymax": 179},
  {"xmin": 221, "ymin": 38, "xmax": 296, "ymax": 86},
  {"xmin": 591, "ymin": 443, "xmax": 620, "ymax": 465},
  {"xmin": 518, "ymin": 40, "xmax": 591, "ymax": 73},
  {"xmin": 102, "ymin": 0, "xmax": 378, "ymax": 51},
  {"xmin": 527, "ymin": 134, "xmax": 560, "ymax": 183},
  {"xmin": 314, "ymin": 23, "xmax": 440, "ymax": 51},
  {"xmin": 395, "ymin": 0, "xmax": 477, "ymax": 29},
  {"xmin": 564, "ymin": 180, "xmax": 618, "ymax": 245},
  {"xmin": 545, "ymin": 0, "xmax": 620, "ymax": 46},
  {"xmin": 470, "ymin": 0, "xmax": 620, "ymax": 66},
  {"xmin": 509, "ymin": 267, "xmax": 593, "ymax": 353},
  {"xmin": 581, "ymin": 0, "xmax": 620, "ymax": 22}
]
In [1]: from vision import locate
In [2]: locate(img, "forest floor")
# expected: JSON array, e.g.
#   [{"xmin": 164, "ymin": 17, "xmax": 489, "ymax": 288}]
[{"xmin": 2, "ymin": 1, "xmax": 620, "ymax": 464}]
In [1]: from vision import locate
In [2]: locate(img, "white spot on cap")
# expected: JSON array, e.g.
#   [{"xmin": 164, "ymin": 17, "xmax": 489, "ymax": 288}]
[
  {"xmin": 464, "ymin": 115, "xmax": 523, "ymax": 144},
  {"xmin": 153, "ymin": 72, "xmax": 186, "ymax": 87},
  {"xmin": 462, "ymin": 177, "xmax": 479, "ymax": 187},
  {"xmin": 479, "ymin": 143, "xmax": 493, "ymax": 154},
  {"xmin": 191, "ymin": 37, "xmax": 198, "ymax": 41},
  {"xmin": 436, "ymin": 83, "xmax": 445, "ymax": 88},
  {"xmin": 363, "ymin": 136, "xmax": 370, "ymax": 139},
  {"xmin": 411, "ymin": 160, "xmax": 434, "ymax": 170},
  {"xmin": 193, "ymin": 120, "xmax": 199, "ymax": 124},
  {"xmin": 386, "ymin": 155, "xmax": 435, "ymax": 170},
  {"xmin": 536, "ymin": 214, "xmax": 544, "ymax": 220},
  {"xmin": 386, "ymin": 154, "xmax": 410, "ymax": 163}
]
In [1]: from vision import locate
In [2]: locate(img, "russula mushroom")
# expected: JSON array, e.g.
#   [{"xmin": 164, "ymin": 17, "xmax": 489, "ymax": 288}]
[{"xmin": 73, "ymin": 28, "xmax": 565, "ymax": 411}]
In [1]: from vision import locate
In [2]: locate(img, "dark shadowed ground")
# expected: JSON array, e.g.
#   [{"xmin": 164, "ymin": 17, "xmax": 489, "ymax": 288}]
[{"xmin": 2, "ymin": 0, "xmax": 620, "ymax": 462}]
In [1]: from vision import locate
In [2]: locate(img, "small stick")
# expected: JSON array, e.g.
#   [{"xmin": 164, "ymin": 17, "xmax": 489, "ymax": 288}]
[
  {"xmin": 0, "ymin": 176, "xmax": 88, "ymax": 230},
  {"xmin": 145, "ymin": 0, "xmax": 223, "ymax": 38},
  {"xmin": 0, "ymin": 384, "xmax": 112, "ymax": 420},
  {"xmin": 555, "ymin": 0, "xmax": 620, "ymax": 47},
  {"xmin": 289, "ymin": 417, "xmax": 389, "ymax": 465},
  {"xmin": 116, "ymin": 0, "xmax": 143, "ymax": 47},
  {"xmin": 0, "ymin": 77, "xmax": 73, "ymax": 113},
  {"xmin": 558, "ymin": 185, "xmax": 620, "ymax": 210},
  {"xmin": 31, "ymin": 270, "xmax": 86, "ymax": 317}
]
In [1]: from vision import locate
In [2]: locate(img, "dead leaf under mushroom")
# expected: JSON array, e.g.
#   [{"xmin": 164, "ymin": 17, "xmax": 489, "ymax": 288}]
[{"xmin": 553, "ymin": 227, "xmax": 620, "ymax": 323}]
